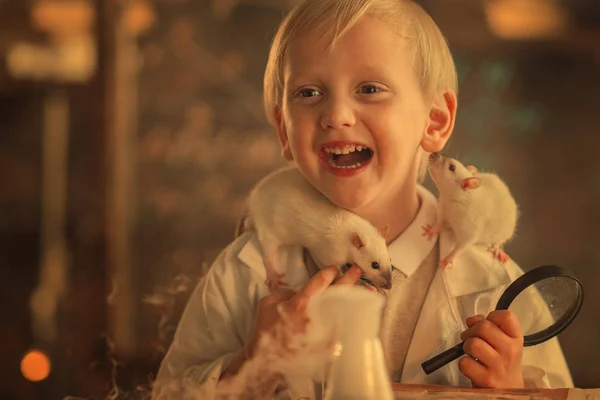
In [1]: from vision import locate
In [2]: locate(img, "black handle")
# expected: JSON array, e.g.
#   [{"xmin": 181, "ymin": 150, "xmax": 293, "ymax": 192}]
[{"xmin": 421, "ymin": 341, "xmax": 465, "ymax": 375}]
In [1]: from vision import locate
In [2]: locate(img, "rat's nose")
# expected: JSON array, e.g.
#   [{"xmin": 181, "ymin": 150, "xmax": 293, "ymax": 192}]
[
  {"xmin": 382, "ymin": 272, "xmax": 393, "ymax": 290},
  {"xmin": 429, "ymin": 152, "xmax": 441, "ymax": 161}
]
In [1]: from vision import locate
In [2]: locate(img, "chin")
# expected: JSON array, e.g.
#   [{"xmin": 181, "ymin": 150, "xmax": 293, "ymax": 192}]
[{"xmin": 322, "ymin": 188, "xmax": 373, "ymax": 211}]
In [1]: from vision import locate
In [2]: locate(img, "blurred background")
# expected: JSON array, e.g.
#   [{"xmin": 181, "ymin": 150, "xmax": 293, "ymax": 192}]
[{"xmin": 1, "ymin": 0, "xmax": 599, "ymax": 398}]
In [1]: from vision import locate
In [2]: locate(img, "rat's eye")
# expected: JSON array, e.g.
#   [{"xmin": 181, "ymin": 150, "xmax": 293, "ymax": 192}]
[
  {"xmin": 448, "ymin": 164, "xmax": 456, "ymax": 172},
  {"xmin": 371, "ymin": 262, "xmax": 380, "ymax": 270}
]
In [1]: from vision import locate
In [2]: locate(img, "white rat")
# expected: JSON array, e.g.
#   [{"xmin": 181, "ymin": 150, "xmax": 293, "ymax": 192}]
[
  {"xmin": 423, "ymin": 153, "xmax": 518, "ymax": 269},
  {"xmin": 245, "ymin": 165, "xmax": 393, "ymax": 292}
]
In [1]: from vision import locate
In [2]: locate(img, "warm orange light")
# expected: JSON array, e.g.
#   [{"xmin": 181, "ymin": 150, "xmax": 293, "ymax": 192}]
[
  {"xmin": 32, "ymin": 0, "xmax": 95, "ymax": 37},
  {"xmin": 485, "ymin": 0, "xmax": 568, "ymax": 40},
  {"xmin": 125, "ymin": 0, "xmax": 156, "ymax": 35},
  {"xmin": 21, "ymin": 350, "xmax": 51, "ymax": 382}
]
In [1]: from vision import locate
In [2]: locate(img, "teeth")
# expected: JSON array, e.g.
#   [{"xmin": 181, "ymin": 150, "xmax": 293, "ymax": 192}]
[
  {"xmin": 327, "ymin": 158, "xmax": 363, "ymax": 169},
  {"xmin": 323, "ymin": 145, "xmax": 369, "ymax": 154}
]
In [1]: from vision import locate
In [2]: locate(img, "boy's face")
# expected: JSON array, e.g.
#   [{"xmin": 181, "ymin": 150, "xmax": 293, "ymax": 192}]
[{"xmin": 275, "ymin": 16, "xmax": 454, "ymax": 211}]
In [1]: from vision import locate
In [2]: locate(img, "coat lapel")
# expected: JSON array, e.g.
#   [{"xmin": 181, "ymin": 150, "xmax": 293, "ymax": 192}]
[{"xmin": 400, "ymin": 230, "xmax": 513, "ymax": 384}]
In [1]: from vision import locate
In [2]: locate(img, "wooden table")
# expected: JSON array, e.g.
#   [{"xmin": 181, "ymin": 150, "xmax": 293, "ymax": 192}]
[{"xmin": 392, "ymin": 383, "xmax": 600, "ymax": 399}]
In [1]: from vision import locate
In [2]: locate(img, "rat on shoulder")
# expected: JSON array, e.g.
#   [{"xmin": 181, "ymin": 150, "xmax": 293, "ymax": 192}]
[
  {"xmin": 422, "ymin": 153, "xmax": 519, "ymax": 269},
  {"xmin": 245, "ymin": 165, "xmax": 394, "ymax": 292}
]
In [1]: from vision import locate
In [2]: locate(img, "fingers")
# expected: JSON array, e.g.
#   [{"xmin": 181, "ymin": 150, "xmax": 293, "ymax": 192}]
[
  {"xmin": 283, "ymin": 264, "xmax": 370, "ymax": 314},
  {"xmin": 462, "ymin": 337, "xmax": 498, "ymax": 368},
  {"xmin": 458, "ymin": 312, "xmax": 525, "ymax": 389},
  {"xmin": 296, "ymin": 265, "xmax": 339, "ymax": 297},
  {"xmin": 286, "ymin": 265, "xmax": 339, "ymax": 312},
  {"xmin": 333, "ymin": 265, "xmax": 363, "ymax": 286},
  {"xmin": 486, "ymin": 310, "xmax": 523, "ymax": 339},
  {"xmin": 466, "ymin": 314, "xmax": 484, "ymax": 328},
  {"xmin": 261, "ymin": 289, "xmax": 295, "ymax": 305},
  {"xmin": 461, "ymin": 316, "xmax": 514, "ymax": 351},
  {"xmin": 458, "ymin": 355, "xmax": 492, "ymax": 388}
]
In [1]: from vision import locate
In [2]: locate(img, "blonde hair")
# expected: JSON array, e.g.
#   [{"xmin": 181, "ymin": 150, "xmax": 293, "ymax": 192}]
[{"xmin": 263, "ymin": 0, "xmax": 458, "ymax": 180}]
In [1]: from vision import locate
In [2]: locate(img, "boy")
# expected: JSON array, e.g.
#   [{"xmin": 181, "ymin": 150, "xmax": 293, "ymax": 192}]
[{"xmin": 152, "ymin": 0, "xmax": 573, "ymax": 398}]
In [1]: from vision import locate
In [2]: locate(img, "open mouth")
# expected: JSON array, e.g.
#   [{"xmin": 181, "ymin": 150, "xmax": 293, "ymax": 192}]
[
  {"xmin": 359, "ymin": 276, "xmax": 375, "ymax": 286},
  {"xmin": 321, "ymin": 144, "xmax": 374, "ymax": 169},
  {"xmin": 341, "ymin": 263, "xmax": 377, "ymax": 289}
]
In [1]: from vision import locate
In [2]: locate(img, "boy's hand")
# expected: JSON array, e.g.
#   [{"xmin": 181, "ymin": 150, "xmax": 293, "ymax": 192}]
[
  {"xmin": 458, "ymin": 311, "xmax": 525, "ymax": 389},
  {"xmin": 221, "ymin": 265, "xmax": 364, "ymax": 385},
  {"xmin": 248, "ymin": 264, "xmax": 364, "ymax": 357}
]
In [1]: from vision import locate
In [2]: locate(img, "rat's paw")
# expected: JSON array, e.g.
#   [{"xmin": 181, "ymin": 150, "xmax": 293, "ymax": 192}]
[
  {"xmin": 487, "ymin": 245, "xmax": 511, "ymax": 264},
  {"xmin": 265, "ymin": 277, "xmax": 288, "ymax": 293},
  {"xmin": 439, "ymin": 258, "xmax": 454, "ymax": 270},
  {"xmin": 264, "ymin": 262, "xmax": 288, "ymax": 292},
  {"xmin": 421, "ymin": 224, "xmax": 439, "ymax": 241},
  {"xmin": 497, "ymin": 251, "xmax": 511, "ymax": 263}
]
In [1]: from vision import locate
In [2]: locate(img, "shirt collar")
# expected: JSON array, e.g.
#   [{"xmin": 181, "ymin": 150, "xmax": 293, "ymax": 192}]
[{"xmin": 387, "ymin": 185, "xmax": 438, "ymax": 278}]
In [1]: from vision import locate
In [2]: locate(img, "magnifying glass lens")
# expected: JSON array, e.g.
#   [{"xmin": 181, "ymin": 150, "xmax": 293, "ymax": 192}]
[{"xmin": 509, "ymin": 275, "xmax": 580, "ymax": 337}]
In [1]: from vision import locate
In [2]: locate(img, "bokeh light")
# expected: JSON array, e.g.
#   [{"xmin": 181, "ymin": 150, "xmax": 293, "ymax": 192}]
[{"xmin": 21, "ymin": 350, "xmax": 51, "ymax": 382}]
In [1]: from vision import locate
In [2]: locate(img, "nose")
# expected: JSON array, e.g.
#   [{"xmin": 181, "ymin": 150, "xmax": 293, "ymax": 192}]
[
  {"xmin": 429, "ymin": 152, "xmax": 441, "ymax": 161},
  {"xmin": 382, "ymin": 270, "xmax": 393, "ymax": 290},
  {"xmin": 320, "ymin": 97, "xmax": 356, "ymax": 130}
]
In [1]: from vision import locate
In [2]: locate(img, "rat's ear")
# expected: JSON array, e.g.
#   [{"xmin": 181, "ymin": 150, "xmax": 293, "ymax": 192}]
[
  {"xmin": 421, "ymin": 91, "xmax": 457, "ymax": 153},
  {"xmin": 461, "ymin": 177, "xmax": 481, "ymax": 191},
  {"xmin": 378, "ymin": 224, "xmax": 389, "ymax": 239},
  {"xmin": 351, "ymin": 232, "xmax": 366, "ymax": 250},
  {"xmin": 466, "ymin": 165, "xmax": 478, "ymax": 175},
  {"xmin": 274, "ymin": 105, "xmax": 293, "ymax": 161}
]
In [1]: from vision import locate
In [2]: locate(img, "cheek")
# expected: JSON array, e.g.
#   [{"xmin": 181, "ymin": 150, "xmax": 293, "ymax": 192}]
[
  {"xmin": 369, "ymin": 105, "xmax": 424, "ymax": 144},
  {"xmin": 285, "ymin": 110, "xmax": 312, "ymax": 143},
  {"xmin": 282, "ymin": 115, "xmax": 303, "ymax": 149},
  {"xmin": 370, "ymin": 119, "xmax": 421, "ymax": 168}
]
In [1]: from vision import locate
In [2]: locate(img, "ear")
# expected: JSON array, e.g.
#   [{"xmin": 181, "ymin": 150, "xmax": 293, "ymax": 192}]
[
  {"xmin": 466, "ymin": 165, "xmax": 478, "ymax": 175},
  {"xmin": 351, "ymin": 232, "xmax": 365, "ymax": 250},
  {"xmin": 274, "ymin": 106, "xmax": 293, "ymax": 161},
  {"xmin": 461, "ymin": 177, "xmax": 481, "ymax": 191},
  {"xmin": 378, "ymin": 224, "xmax": 389, "ymax": 239},
  {"xmin": 420, "ymin": 91, "xmax": 458, "ymax": 153}
]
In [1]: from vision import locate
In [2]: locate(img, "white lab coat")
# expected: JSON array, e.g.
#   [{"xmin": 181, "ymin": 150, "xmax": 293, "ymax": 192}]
[{"xmin": 152, "ymin": 195, "xmax": 574, "ymax": 399}]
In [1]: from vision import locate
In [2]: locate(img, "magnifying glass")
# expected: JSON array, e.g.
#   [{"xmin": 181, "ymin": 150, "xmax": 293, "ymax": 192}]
[{"xmin": 421, "ymin": 264, "xmax": 584, "ymax": 375}]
